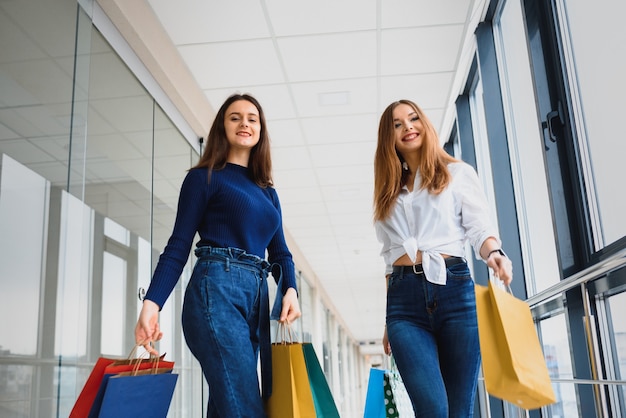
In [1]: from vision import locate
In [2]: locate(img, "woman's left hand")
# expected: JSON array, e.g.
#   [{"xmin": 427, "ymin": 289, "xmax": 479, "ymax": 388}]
[
  {"xmin": 279, "ymin": 287, "xmax": 301, "ymax": 324},
  {"xmin": 487, "ymin": 252, "xmax": 513, "ymax": 286}
]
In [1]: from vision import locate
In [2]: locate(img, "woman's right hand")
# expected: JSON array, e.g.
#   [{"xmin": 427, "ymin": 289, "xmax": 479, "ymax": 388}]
[
  {"xmin": 134, "ymin": 299, "xmax": 162, "ymax": 356},
  {"xmin": 383, "ymin": 326, "xmax": 392, "ymax": 356}
]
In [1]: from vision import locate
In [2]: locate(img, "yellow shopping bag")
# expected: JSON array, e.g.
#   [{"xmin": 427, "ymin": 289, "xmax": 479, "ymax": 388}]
[
  {"xmin": 264, "ymin": 342, "xmax": 316, "ymax": 418},
  {"xmin": 475, "ymin": 280, "xmax": 556, "ymax": 410}
]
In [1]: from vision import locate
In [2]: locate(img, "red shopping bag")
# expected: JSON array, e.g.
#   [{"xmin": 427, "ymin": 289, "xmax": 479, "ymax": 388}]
[{"xmin": 70, "ymin": 350, "xmax": 173, "ymax": 417}]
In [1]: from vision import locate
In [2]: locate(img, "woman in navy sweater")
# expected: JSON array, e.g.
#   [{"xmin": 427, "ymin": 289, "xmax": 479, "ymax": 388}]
[{"xmin": 135, "ymin": 93, "xmax": 301, "ymax": 417}]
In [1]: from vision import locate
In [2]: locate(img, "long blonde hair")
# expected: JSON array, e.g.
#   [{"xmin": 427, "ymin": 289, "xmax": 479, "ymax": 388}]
[{"xmin": 373, "ymin": 100, "xmax": 458, "ymax": 221}]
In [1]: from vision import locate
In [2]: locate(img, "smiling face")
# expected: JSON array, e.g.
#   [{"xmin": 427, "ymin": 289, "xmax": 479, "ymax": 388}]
[
  {"xmin": 392, "ymin": 103, "xmax": 423, "ymax": 159},
  {"xmin": 224, "ymin": 99, "xmax": 261, "ymax": 152}
]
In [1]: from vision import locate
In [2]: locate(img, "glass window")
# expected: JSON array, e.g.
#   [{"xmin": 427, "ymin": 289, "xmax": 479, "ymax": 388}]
[
  {"xmin": 494, "ymin": 0, "xmax": 561, "ymax": 294},
  {"xmin": 101, "ymin": 251, "xmax": 127, "ymax": 356},
  {"xmin": 299, "ymin": 274, "xmax": 314, "ymax": 343},
  {"xmin": 560, "ymin": 0, "xmax": 626, "ymax": 248},
  {"xmin": 607, "ymin": 292, "xmax": 626, "ymax": 409},
  {"xmin": 539, "ymin": 310, "xmax": 577, "ymax": 417},
  {"xmin": 105, "ymin": 218, "xmax": 130, "ymax": 246},
  {"xmin": 0, "ymin": 155, "xmax": 48, "ymax": 356},
  {"xmin": 55, "ymin": 191, "xmax": 93, "ymax": 359}
]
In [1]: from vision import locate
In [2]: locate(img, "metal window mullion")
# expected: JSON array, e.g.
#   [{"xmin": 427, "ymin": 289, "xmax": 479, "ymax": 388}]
[{"xmin": 581, "ymin": 283, "xmax": 609, "ymax": 417}]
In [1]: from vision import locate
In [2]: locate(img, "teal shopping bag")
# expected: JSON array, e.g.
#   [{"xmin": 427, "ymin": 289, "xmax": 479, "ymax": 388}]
[{"xmin": 301, "ymin": 343, "xmax": 340, "ymax": 417}]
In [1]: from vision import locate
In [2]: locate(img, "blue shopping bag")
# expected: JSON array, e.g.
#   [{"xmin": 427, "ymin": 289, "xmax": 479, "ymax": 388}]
[
  {"xmin": 364, "ymin": 368, "xmax": 385, "ymax": 418},
  {"xmin": 88, "ymin": 369, "xmax": 177, "ymax": 417}
]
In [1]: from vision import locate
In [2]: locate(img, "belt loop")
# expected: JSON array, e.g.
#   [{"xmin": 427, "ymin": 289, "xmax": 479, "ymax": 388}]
[{"xmin": 225, "ymin": 257, "xmax": 230, "ymax": 272}]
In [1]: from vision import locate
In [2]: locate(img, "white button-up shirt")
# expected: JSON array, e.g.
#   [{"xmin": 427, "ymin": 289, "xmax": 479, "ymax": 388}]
[{"xmin": 375, "ymin": 162, "xmax": 500, "ymax": 285}]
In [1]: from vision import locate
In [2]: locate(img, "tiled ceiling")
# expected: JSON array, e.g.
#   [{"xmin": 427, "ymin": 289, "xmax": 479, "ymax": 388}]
[{"xmin": 141, "ymin": 0, "xmax": 486, "ymax": 343}]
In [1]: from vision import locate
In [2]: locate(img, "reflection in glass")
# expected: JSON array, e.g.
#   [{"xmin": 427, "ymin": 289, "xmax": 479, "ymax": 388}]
[
  {"xmin": 563, "ymin": 0, "xmax": 626, "ymax": 247},
  {"xmin": 0, "ymin": 365, "xmax": 33, "ymax": 415},
  {"xmin": 608, "ymin": 292, "xmax": 626, "ymax": 404},
  {"xmin": 0, "ymin": 155, "xmax": 47, "ymax": 356},
  {"xmin": 299, "ymin": 275, "xmax": 314, "ymax": 343},
  {"xmin": 101, "ymin": 252, "xmax": 126, "ymax": 356},
  {"xmin": 105, "ymin": 217, "xmax": 129, "ymax": 246},
  {"xmin": 494, "ymin": 0, "xmax": 561, "ymax": 293},
  {"xmin": 0, "ymin": 0, "xmax": 203, "ymax": 415},
  {"xmin": 539, "ymin": 312, "xmax": 577, "ymax": 417},
  {"xmin": 55, "ymin": 191, "xmax": 93, "ymax": 359}
]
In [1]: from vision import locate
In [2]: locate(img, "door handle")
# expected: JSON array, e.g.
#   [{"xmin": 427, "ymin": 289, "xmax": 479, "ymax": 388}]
[{"xmin": 545, "ymin": 101, "xmax": 564, "ymax": 142}]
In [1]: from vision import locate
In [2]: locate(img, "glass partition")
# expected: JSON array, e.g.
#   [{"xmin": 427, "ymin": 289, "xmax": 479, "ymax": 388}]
[
  {"xmin": 560, "ymin": 0, "xmax": 626, "ymax": 248},
  {"xmin": 0, "ymin": 1, "xmax": 201, "ymax": 416}
]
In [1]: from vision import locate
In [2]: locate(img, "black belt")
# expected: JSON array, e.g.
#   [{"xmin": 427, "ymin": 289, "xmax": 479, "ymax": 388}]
[{"xmin": 392, "ymin": 256, "xmax": 466, "ymax": 275}]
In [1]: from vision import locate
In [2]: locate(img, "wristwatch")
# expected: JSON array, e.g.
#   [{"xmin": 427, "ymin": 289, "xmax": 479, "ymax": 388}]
[{"xmin": 487, "ymin": 248, "xmax": 507, "ymax": 259}]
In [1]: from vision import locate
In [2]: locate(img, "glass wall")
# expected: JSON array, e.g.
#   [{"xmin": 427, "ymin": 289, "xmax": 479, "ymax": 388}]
[
  {"xmin": 0, "ymin": 0, "xmax": 203, "ymax": 415},
  {"xmin": 560, "ymin": 0, "xmax": 626, "ymax": 248}
]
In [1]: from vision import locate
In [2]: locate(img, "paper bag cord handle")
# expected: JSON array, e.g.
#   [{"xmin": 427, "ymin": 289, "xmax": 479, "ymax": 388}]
[{"xmin": 273, "ymin": 322, "xmax": 300, "ymax": 344}]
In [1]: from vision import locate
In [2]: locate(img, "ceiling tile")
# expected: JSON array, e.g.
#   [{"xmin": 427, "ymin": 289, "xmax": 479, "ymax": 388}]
[
  {"xmin": 320, "ymin": 183, "xmax": 373, "ymax": 203},
  {"xmin": 381, "ymin": 0, "xmax": 472, "ymax": 28},
  {"xmin": 148, "ymin": 0, "xmax": 270, "ymax": 44},
  {"xmin": 179, "ymin": 40, "xmax": 285, "ymax": 89},
  {"xmin": 273, "ymin": 172, "xmax": 320, "ymax": 192},
  {"xmin": 203, "ymin": 84, "xmax": 296, "ymax": 120},
  {"xmin": 278, "ymin": 32, "xmax": 377, "ymax": 82},
  {"xmin": 267, "ymin": 119, "xmax": 306, "ymax": 147},
  {"xmin": 379, "ymin": 72, "xmax": 454, "ymax": 110},
  {"xmin": 315, "ymin": 164, "xmax": 373, "ymax": 186},
  {"xmin": 290, "ymin": 78, "xmax": 378, "ymax": 118},
  {"xmin": 272, "ymin": 146, "xmax": 313, "ymax": 170},
  {"xmin": 308, "ymin": 141, "xmax": 376, "ymax": 168},
  {"xmin": 300, "ymin": 114, "xmax": 379, "ymax": 145},
  {"xmin": 380, "ymin": 25, "xmax": 464, "ymax": 75},
  {"xmin": 267, "ymin": 0, "xmax": 377, "ymax": 36}
]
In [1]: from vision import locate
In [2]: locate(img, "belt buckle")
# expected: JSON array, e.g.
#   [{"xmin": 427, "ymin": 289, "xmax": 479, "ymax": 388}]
[{"xmin": 412, "ymin": 264, "xmax": 423, "ymax": 275}]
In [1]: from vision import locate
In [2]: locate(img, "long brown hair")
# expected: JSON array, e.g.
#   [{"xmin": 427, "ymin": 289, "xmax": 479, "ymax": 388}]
[
  {"xmin": 373, "ymin": 99, "xmax": 458, "ymax": 221},
  {"xmin": 192, "ymin": 93, "xmax": 273, "ymax": 187}
]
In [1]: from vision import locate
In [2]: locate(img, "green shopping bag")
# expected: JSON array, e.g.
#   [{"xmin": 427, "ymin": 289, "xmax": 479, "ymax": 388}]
[
  {"xmin": 383, "ymin": 372, "xmax": 399, "ymax": 418},
  {"xmin": 301, "ymin": 343, "xmax": 340, "ymax": 418}
]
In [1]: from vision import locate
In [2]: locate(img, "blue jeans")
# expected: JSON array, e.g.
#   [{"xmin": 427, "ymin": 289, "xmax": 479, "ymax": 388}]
[
  {"xmin": 386, "ymin": 261, "xmax": 481, "ymax": 418},
  {"xmin": 182, "ymin": 247, "xmax": 270, "ymax": 418}
]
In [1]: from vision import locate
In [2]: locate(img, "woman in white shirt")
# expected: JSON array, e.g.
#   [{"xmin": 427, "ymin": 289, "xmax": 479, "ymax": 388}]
[{"xmin": 373, "ymin": 99, "xmax": 513, "ymax": 418}]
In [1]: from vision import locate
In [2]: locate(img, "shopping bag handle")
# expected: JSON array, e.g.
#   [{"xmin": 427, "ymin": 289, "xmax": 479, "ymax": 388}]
[
  {"xmin": 273, "ymin": 322, "xmax": 300, "ymax": 344},
  {"xmin": 128, "ymin": 341, "xmax": 166, "ymax": 374},
  {"xmin": 489, "ymin": 276, "xmax": 514, "ymax": 295}
]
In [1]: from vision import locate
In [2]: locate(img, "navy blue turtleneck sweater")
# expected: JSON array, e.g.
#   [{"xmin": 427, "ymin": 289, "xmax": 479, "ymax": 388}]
[{"xmin": 144, "ymin": 163, "xmax": 297, "ymax": 309}]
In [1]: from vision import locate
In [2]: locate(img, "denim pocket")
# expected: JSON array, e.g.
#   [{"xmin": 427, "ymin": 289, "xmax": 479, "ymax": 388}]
[
  {"xmin": 387, "ymin": 272, "xmax": 402, "ymax": 289},
  {"xmin": 446, "ymin": 262, "xmax": 471, "ymax": 279}
]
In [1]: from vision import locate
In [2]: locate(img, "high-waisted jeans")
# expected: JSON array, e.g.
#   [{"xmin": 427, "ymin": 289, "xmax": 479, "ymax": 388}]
[
  {"xmin": 386, "ymin": 261, "xmax": 481, "ymax": 418},
  {"xmin": 181, "ymin": 246, "xmax": 270, "ymax": 418}
]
